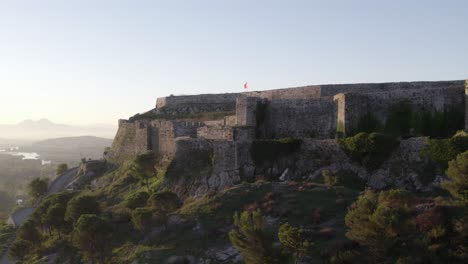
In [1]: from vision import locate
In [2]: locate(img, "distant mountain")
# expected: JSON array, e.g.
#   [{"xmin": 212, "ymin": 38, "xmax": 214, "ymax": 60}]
[
  {"xmin": 31, "ymin": 136, "xmax": 113, "ymax": 149},
  {"xmin": 0, "ymin": 119, "xmax": 117, "ymax": 141},
  {"xmin": 21, "ymin": 136, "xmax": 114, "ymax": 165}
]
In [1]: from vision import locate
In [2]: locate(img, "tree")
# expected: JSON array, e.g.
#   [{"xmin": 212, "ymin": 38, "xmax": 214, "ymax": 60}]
[
  {"xmin": 27, "ymin": 177, "xmax": 49, "ymax": 199},
  {"xmin": 124, "ymin": 191, "xmax": 149, "ymax": 209},
  {"xmin": 443, "ymin": 151, "xmax": 468, "ymax": 202},
  {"xmin": 131, "ymin": 207, "xmax": 153, "ymax": 232},
  {"xmin": 131, "ymin": 151, "xmax": 156, "ymax": 191},
  {"xmin": 17, "ymin": 219, "xmax": 41, "ymax": 243},
  {"xmin": 229, "ymin": 210, "xmax": 284, "ymax": 264},
  {"xmin": 42, "ymin": 204, "xmax": 67, "ymax": 237},
  {"xmin": 33, "ymin": 191, "xmax": 74, "ymax": 233},
  {"xmin": 65, "ymin": 195, "xmax": 100, "ymax": 223},
  {"xmin": 73, "ymin": 214, "xmax": 112, "ymax": 263},
  {"xmin": 344, "ymin": 189, "xmax": 417, "ymax": 262},
  {"xmin": 147, "ymin": 190, "xmax": 181, "ymax": 227},
  {"xmin": 56, "ymin": 163, "xmax": 68, "ymax": 176},
  {"xmin": 278, "ymin": 223, "xmax": 313, "ymax": 264},
  {"xmin": 8, "ymin": 239, "xmax": 33, "ymax": 262}
]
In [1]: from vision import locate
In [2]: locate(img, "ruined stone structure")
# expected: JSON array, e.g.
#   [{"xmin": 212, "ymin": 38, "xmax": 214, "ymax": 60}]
[{"xmin": 105, "ymin": 79, "xmax": 467, "ymax": 196}]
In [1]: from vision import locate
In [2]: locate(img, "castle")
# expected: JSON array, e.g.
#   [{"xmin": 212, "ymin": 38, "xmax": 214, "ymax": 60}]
[{"xmin": 104, "ymin": 79, "xmax": 468, "ymax": 195}]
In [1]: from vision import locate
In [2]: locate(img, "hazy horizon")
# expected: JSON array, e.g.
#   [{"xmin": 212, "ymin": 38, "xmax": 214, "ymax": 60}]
[{"xmin": 1, "ymin": 0, "xmax": 467, "ymax": 125}]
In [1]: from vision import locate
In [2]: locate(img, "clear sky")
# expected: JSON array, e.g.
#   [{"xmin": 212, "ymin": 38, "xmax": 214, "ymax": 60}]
[{"xmin": 0, "ymin": 0, "xmax": 467, "ymax": 125}]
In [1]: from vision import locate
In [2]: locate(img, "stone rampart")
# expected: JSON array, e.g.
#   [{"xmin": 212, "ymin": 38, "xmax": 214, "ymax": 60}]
[
  {"xmin": 260, "ymin": 97, "xmax": 338, "ymax": 139},
  {"xmin": 340, "ymin": 86, "xmax": 464, "ymax": 135},
  {"xmin": 236, "ymin": 96, "xmax": 261, "ymax": 126},
  {"xmin": 224, "ymin": 115, "xmax": 237, "ymax": 126},
  {"xmin": 197, "ymin": 126, "xmax": 234, "ymax": 140},
  {"xmin": 156, "ymin": 93, "xmax": 240, "ymax": 113},
  {"xmin": 319, "ymin": 80, "xmax": 464, "ymax": 96},
  {"xmin": 245, "ymin": 85, "xmax": 321, "ymax": 100}
]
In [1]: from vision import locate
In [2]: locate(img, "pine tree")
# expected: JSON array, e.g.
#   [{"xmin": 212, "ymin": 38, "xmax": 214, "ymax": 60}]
[{"xmin": 228, "ymin": 210, "xmax": 283, "ymax": 264}]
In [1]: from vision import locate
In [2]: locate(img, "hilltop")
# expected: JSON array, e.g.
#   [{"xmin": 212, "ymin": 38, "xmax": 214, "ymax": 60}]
[
  {"xmin": 4, "ymin": 80, "xmax": 468, "ymax": 264},
  {"xmin": 0, "ymin": 119, "xmax": 116, "ymax": 141}
]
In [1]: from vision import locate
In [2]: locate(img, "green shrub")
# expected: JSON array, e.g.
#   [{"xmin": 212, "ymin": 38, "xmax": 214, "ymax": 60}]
[
  {"xmin": 345, "ymin": 189, "xmax": 416, "ymax": 262},
  {"xmin": 56, "ymin": 163, "xmax": 68, "ymax": 176},
  {"xmin": 229, "ymin": 210, "xmax": 285, "ymax": 264},
  {"xmin": 65, "ymin": 195, "xmax": 100, "ymax": 223},
  {"xmin": 148, "ymin": 190, "xmax": 182, "ymax": 213},
  {"xmin": 338, "ymin": 132, "xmax": 399, "ymax": 170},
  {"xmin": 278, "ymin": 223, "xmax": 313, "ymax": 263},
  {"xmin": 124, "ymin": 191, "xmax": 149, "ymax": 209},
  {"xmin": 322, "ymin": 170, "xmax": 337, "ymax": 186},
  {"xmin": 73, "ymin": 214, "xmax": 112, "ymax": 263},
  {"xmin": 321, "ymin": 170, "xmax": 367, "ymax": 190},
  {"xmin": 421, "ymin": 132, "xmax": 468, "ymax": 169},
  {"xmin": 251, "ymin": 138, "xmax": 302, "ymax": 165},
  {"xmin": 131, "ymin": 208, "xmax": 153, "ymax": 232},
  {"xmin": 8, "ymin": 239, "xmax": 33, "ymax": 262},
  {"xmin": 443, "ymin": 151, "xmax": 468, "ymax": 202}
]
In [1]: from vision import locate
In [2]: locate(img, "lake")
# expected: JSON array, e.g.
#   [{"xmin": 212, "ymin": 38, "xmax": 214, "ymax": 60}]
[{"xmin": 0, "ymin": 147, "xmax": 52, "ymax": 165}]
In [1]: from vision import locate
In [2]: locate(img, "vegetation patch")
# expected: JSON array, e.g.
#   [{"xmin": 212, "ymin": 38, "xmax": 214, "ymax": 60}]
[
  {"xmin": 321, "ymin": 170, "xmax": 367, "ymax": 190},
  {"xmin": 421, "ymin": 131, "xmax": 468, "ymax": 169},
  {"xmin": 338, "ymin": 132, "xmax": 400, "ymax": 170},
  {"xmin": 250, "ymin": 138, "xmax": 303, "ymax": 165},
  {"xmin": 348, "ymin": 100, "xmax": 464, "ymax": 138}
]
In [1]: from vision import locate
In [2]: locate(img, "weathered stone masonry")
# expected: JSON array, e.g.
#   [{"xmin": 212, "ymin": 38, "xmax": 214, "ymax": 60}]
[{"xmin": 107, "ymin": 79, "xmax": 468, "ymax": 167}]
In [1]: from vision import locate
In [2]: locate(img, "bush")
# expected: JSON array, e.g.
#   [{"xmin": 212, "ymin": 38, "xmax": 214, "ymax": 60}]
[
  {"xmin": 56, "ymin": 163, "xmax": 68, "ymax": 176},
  {"xmin": 131, "ymin": 151, "xmax": 156, "ymax": 191},
  {"xmin": 344, "ymin": 189, "xmax": 416, "ymax": 262},
  {"xmin": 148, "ymin": 190, "xmax": 182, "ymax": 213},
  {"xmin": 73, "ymin": 214, "xmax": 112, "ymax": 263},
  {"xmin": 124, "ymin": 191, "xmax": 149, "ymax": 209},
  {"xmin": 338, "ymin": 132, "xmax": 399, "ymax": 170},
  {"xmin": 17, "ymin": 219, "xmax": 41, "ymax": 243},
  {"xmin": 443, "ymin": 151, "xmax": 468, "ymax": 202},
  {"xmin": 131, "ymin": 208, "xmax": 153, "ymax": 232},
  {"xmin": 278, "ymin": 223, "xmax": 313, "ymax": 263},
  {"xmin": 321, "ymin": 170, "xmax": 366, "ymax": 190},
  {"xmin": 229, "ymin": 210, "xmax": 285, "ymax": 264},
  {"xmin": 27, "ymin": 177, "xmax": 49, "ymax": 199},
  {"xmin": 65, "ymin": 195, "xmax": 100, "ymax": 223},
  {"xmin": 421, "ymin": 132, "xmax": 468, "ymax": 169},
  {"xmin": 8, "ymin": 239, "xmax": 33, "ymax": 262}
]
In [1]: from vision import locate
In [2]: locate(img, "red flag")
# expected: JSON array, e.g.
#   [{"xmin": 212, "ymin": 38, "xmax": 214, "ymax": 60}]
[{"xmin": 244, "ymin": 82, "xmax": 248, "ymax": 89}]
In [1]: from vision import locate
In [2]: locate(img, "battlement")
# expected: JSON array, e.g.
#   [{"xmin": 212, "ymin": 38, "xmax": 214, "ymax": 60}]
[{"xmin": 107, "ymin": 79, "xmax": 467, "ymax": 163}]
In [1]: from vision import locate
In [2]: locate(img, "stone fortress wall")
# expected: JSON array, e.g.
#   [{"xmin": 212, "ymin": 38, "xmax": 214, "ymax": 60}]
[{"xmin": 107, "ymin": 79, "xmax": 467, "ymax": 164}]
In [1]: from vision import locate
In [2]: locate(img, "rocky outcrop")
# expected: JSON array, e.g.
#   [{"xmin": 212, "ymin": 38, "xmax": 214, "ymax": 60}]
[{"xmin": 160, "ymin": 137, "xmax": 442, "ymax": 198}]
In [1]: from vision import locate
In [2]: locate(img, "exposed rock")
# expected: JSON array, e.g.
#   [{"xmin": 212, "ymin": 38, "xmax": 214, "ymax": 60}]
[{"xmin": 167, "ymin": 255, "xmax": 197, "ymax": 264}]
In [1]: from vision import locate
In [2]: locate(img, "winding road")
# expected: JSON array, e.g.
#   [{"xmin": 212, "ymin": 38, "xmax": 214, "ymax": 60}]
[{"xmin": 0, "ymin": 167, "xmax": 78, "ymax": 264}]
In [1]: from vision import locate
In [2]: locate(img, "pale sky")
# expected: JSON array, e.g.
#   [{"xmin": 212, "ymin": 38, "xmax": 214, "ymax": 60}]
[{"xmin": 0, "ymin": 0, "xmax": 467, "ymax": 125}]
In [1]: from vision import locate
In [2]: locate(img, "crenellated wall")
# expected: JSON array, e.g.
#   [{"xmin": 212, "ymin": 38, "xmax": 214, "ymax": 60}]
[
  {"xmin": 245, "ymin": 85, "xmax": 321, "ymax": 100},
  {"xmin": 108, "ymin": 79, "xmax": 467, "ymax": 164},
  {"xmin": 156, "ymin": 93, "xmax": 240, "ymax": 113},
  {"xmin": 319, "ymin": 80, "xmax": 464, "ymax": 96}
]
